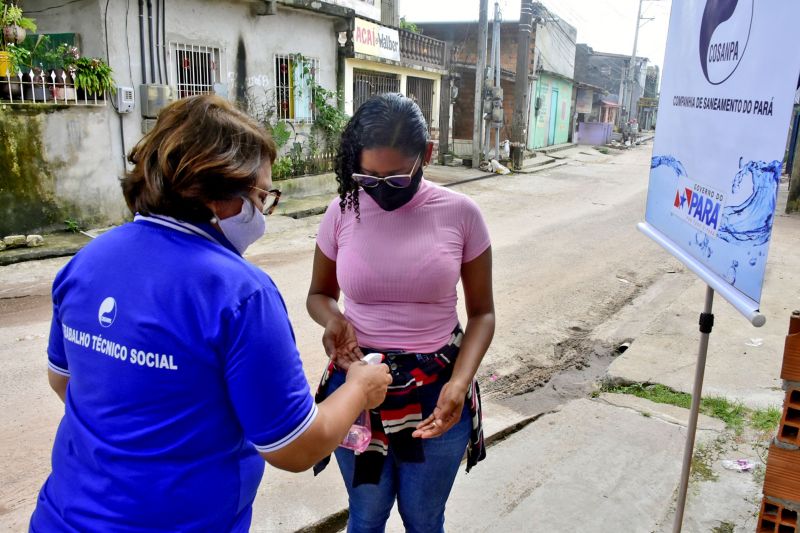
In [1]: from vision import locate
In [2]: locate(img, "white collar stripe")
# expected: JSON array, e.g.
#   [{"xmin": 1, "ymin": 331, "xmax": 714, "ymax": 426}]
[{"xmin": 135, "ymin": 214, "xmax": 218, "ymax": 243}]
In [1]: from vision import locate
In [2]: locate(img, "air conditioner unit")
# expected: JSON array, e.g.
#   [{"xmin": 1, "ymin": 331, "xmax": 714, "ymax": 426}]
[{"xmin": 116, "ymin": 86, "xmax": 135, "ymax": 114}]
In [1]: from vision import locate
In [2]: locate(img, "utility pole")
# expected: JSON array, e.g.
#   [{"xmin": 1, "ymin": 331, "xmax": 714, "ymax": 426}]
[
  {"xmin": 622, "ymin": 0, "xmax": 654, "ymax": 130},
  {"xmin": 624, "ymin": 0, "xmax": 644, "ymax": 129},
  {"xmin": 472, "ymin": 0, "xmax": 489, "ymax": 168},
  {"xmin": 484, "ymin": 2, "xmax": 502, "ymax": 161},
  {"xmin": 510, "ymin": 0, "xmax": 534, "ymax": 169}
]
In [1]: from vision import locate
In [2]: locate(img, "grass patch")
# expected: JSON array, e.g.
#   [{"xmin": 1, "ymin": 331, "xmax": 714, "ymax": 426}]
[
  {"xmin": 702, "ymin": 397, "xmax": 746, "ymax": 433},
  {"xmin": 602, "ymin": 383, "xmax": 755, "ymax": 433},
  {"xmin": 711, "ymin": 522, "xmax": 735, "ymax": 533},
  {"xmin": 750, "ymin": 406, "xmax": 782, "ymax": 433},
  {"xmin": 691, "ymin": 442, "xmax": 719, "ymax": 482}
]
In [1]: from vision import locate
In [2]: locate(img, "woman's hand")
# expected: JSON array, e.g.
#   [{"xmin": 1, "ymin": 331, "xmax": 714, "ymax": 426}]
[
  {"xmin": 413, "ymin": 381, "xmax": 467, "ymax": 439},
  {"xmin": 323, "ymin": 316, "xmax": 363, "ymax": 370}
]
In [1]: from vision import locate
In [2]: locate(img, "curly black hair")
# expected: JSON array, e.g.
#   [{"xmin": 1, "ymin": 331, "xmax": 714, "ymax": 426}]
[{"xmin": 335, "ymin": 93, "xmax": 429, "ymax": 218}]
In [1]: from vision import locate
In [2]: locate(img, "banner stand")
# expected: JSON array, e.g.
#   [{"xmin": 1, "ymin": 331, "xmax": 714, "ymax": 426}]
[{"xmin": 672, "ymin": 286, "xmax": 715, "ymax": 533}]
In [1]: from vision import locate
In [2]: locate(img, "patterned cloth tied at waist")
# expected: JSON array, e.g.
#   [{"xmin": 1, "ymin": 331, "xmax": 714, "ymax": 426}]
[{"xmin": 313, "ymin": 325, "xmax": 486, "ymax": 487}]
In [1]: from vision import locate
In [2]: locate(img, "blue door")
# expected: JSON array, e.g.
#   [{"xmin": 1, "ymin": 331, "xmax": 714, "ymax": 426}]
[{"xmin": 548, "ymin": 88, "xmax": 559, "ymax": 146}]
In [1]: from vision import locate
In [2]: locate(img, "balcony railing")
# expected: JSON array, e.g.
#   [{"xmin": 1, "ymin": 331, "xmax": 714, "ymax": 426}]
[
  {"xmin": 399, "ymin": 30, "xmax": 446, "ymax": 69},
  {"xmin": 1, "ymin": 69, "xmax": 107, "ymax": 106}
]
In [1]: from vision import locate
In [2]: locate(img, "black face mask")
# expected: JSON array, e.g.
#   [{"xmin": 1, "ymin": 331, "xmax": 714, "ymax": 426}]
[{"xmin": 362, "ymin": 165, "xmax": 424, "ymax": 212}]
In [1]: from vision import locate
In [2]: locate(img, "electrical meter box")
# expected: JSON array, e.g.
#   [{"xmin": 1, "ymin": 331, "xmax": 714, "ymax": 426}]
[
  {"xmin": 116, "ymin": 86, "xmax": 135, "ymax": 113},
  {"xmin": 491, "ymin": 107, "xmax": 504, "ymax": 123},
  {"xmin": 140, "ymin": 84, "xmax": 170, "ymax": 118}
]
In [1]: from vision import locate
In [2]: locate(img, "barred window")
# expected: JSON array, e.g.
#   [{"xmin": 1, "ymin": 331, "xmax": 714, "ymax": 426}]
[
  {"xmin": 275, "ymin": 54, "xmax": 319, "ymax": 122},
  {"xmin": 170, "ymin": 42, "xmax": 223, "ymax": 99},
  {"xmin": 353, "ymin": 69, "xmax": 400, "ymax": 114}
]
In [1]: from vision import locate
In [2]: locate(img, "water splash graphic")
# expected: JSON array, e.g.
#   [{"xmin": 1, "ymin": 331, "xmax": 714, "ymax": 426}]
[
  {"xmin": 718, "ymin": 159, "xmax": 782, "ymax": 245},
  {"xmin": 724, "ymin": 260, "xmax": 739, "ymax": 283},
  {"xmin": 651, "ymin": 155, "xmax": 688, "ymax": 177},
  {"xmin": 749, "ymin": 257, "xmax": 757, "ymax": 266},
  {"xmin": 694, "ymin": 233, "xmax": 713, "ymax": 258}
]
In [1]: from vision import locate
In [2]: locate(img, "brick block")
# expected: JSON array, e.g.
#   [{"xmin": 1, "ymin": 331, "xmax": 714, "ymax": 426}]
[
  {"xmin": 779, "ymin": 389, "xmax": 800, "ymax": 447},
  {"xmin": 758, "ymin": 497, "xmax": 798, "ymax": 532},
  {"xmin": 780, "ymin": 313, "xmax": 800, "ymax": 382},
  {"xmin": 764, "ymin": 442, "xmax": 800, "ymax": 504}
]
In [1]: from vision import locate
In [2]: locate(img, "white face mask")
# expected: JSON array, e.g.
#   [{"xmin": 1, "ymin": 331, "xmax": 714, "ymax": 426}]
[{"xmin": 217, "ymin": 199, "xmax": 266, "ymax": 254}]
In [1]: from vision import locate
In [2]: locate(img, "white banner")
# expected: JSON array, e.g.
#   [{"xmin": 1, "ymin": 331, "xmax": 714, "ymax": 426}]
[
  {"xmin": 353, "ymin": 17, "xmax": 401, "ymax": 62},
  {"xmin": 641, "ymin": 0, "xmax": 800, "ymax": 324}
]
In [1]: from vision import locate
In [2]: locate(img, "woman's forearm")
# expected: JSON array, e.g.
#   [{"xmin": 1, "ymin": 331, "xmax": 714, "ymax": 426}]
[
  {"xmin": 449, "ymin": 312, "xmax": 495, "ymax": 391},
  {"xmin": 306, "ymin": 293, "xmax": 345, "ymax": 328},
  {"xmin": 261, "ymin": 381, "xmax": 367, "ymax": 472}
]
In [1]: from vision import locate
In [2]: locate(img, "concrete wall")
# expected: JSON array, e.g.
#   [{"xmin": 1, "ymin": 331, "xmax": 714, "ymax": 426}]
[
  {"xmin": 421, "ymin": 22, "xmax": 534, "ymax": 77},
  {"xmin": 5, "ymin": 0, "xmax": 340, "ymax": 233},
  {"xmin": 534, "ymin": 15, "xmax": 577, "ymax": 80},
  {"xmin": 343, "ymin": 57, "xmax": 440, "ymax": 129},
  {"xmin": 528, "ymin": 73, "xmax": 573, "ymax": 149}
]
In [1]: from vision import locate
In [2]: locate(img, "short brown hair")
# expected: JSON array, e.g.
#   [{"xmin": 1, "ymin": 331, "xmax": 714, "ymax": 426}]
[{"xmin": 122, "ymin": 94, "xmax": 277, "ymax": 222}]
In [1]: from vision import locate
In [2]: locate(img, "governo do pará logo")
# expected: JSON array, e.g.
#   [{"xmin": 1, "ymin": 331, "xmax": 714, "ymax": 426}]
[{"xmin": 699, "ymin": 0, "xmax": 753, "ymax": 85}]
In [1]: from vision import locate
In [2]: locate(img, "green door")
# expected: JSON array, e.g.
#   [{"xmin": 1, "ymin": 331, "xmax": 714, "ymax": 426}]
[{"xmin": 547, "ymin": 89, "xmax": 559, "ymax": 146}]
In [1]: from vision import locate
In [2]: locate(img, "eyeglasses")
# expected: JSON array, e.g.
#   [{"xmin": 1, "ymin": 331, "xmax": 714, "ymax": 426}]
[
  {"xmin": 250, "ymin": 186, "xmax": 282, "ymax": 215},
  {"xmin": 352, "ymin": 154, "xmax": 421, "ymax": 189}
]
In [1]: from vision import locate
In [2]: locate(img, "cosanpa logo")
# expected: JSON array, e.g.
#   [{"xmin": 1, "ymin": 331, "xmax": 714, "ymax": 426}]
[
  {"xmin": 98, "ymin": 297, "xmax": 117, "ymax": 328},
  {"xmin": 699, "ymin": 0, "xmax": 753, "ymax": 85}
]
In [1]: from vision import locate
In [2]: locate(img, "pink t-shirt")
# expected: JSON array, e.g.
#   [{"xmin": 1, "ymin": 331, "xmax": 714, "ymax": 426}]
[{"xmin": 316, "ymin": 178, "xmax": 491, "ymax": 353}]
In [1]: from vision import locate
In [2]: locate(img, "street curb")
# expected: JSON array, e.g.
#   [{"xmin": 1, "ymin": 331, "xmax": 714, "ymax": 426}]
[
  {"xmin": 291, "ymin": 409, "xmax": 557, "ymax": 533},
  {"xmin": 514, "ymin": 161, "xmax": 569, "ymax": 175},
  {"xmin": 442, "ymin": 172, "xmax": 501, "ymax": 188},
  {"xmin": 0, "ymin": 246, "xmax": 83, "ymax": 267},
  {"xmin": 535, "ymin": 142, "xmax": 577, "ymax": 155},
  {"xmin": 282, "ymin": 205, "xmax": 329, "ymax": 220}
]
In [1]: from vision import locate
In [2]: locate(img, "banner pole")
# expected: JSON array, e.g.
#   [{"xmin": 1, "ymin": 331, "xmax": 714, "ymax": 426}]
[{"xmin": 672, "ymin": 285, "xmax": 715, "ymax": 533}]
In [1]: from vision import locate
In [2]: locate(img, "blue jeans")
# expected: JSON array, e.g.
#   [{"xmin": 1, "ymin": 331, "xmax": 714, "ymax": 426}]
[{"xmin": 328, "ymin": 370, "xmax": 471, "ymax": 533}]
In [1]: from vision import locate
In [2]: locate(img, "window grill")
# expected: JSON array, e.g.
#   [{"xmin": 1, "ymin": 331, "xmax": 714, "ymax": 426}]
[
  {"xmin": 274, "ymin": 54, "xmax": 319, "ymax": 122},
  {"xmin": 405, "ymin": 76, "xmax": 434, "ymax": 128},
  {"xmin": 169, "ymin": 42, "xmax": 223, "ymax": 99},
  {"xmin": 353, "ymin": 69, "xmax": 400, "ymax": 114}
]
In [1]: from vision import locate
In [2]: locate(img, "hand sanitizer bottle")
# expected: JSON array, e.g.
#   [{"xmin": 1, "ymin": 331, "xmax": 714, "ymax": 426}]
[{"xmin": 340, "ymin": 353, "xmax": 384, "ymax": 453}]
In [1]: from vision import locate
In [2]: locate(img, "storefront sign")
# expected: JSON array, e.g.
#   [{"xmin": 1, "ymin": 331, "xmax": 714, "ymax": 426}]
[
  {"xmin": 640, "ymin": 0, "xmax": 800, "ymax": 322},
  {"xmin": 353, "ymin": 17, "xmax": 400, "ymax": 62}
]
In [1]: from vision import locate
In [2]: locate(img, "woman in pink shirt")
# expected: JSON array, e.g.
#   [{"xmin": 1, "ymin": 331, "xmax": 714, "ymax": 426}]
[{"xmin": 308, "ymin": 93, "xmax": 495, "ymax": 532}]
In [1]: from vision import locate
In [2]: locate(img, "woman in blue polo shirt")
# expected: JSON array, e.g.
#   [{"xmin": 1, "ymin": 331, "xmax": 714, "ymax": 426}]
[{"xmin": 30, "ymin": 94, "xmax": 391, "ymax": 532}]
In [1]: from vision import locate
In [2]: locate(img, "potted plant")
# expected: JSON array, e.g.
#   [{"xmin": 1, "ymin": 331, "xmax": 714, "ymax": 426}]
[
  {"xmin": 2, "ymin": 4, "xmax": 36, "ymax": 46},
  {"xmin": 0, "ymin": 43, "xmax": 29, "ymax": 98},
  {"xmin": 73, "ymin": 56, "xmax": 114, "ymax": 99}
]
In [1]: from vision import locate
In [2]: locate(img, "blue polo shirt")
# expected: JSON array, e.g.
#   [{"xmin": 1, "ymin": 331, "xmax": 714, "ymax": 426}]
[{"xmin": 30, "ymin": 215, "xmax": 317, "ymax": 532}]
